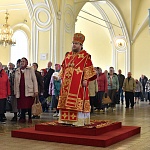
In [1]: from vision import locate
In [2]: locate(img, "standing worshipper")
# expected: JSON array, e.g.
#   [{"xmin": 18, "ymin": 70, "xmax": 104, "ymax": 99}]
[
  {"xmin": 7, "ymin": 62, "xmax": 18, "ymax": 121},
  {"xmin": 14, "ymin": 57, "xmax": 38, "ymax": 123},
  {"xmin": 107, "ymin": 67, "xmax": 119, "ymax": 110},
  {"xmin": 0, "ymin": 62, "xmax": 10, "ymax": 123},
  {"xmin": 57, "ymin": 33, "xmax": 96, "ymax": 126},
  {"xmin": 123, "ymin": 72, "xmax": 136, "ymax": 109},
  {"xmin": 44, "ymin": 61, "xmax": 55, "ymax": 99},
  {"xmin": 88, "ymin": 78, "xmax": 98, "ymax": 113},
  {"xmin": 96, "ymin": 67, "xmax": 108, "ymax": 111},
  {"xmin": 118, "ymin": 69, "xmax": 125, "ymax": 104},
  {"xmin": 134, "ymin": 79, "xmax": 143, "ymax": 104}
]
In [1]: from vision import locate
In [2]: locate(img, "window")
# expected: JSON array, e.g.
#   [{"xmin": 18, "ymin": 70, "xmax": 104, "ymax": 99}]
[{"xmin": 11, "ymin": 30, "xmax": 28, "ymax": 65}]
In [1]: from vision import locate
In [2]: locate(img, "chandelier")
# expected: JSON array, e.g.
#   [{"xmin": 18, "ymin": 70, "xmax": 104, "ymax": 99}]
[{"xmin": 0, "ymin": 11, "xmax": 16, "ymax": 46}]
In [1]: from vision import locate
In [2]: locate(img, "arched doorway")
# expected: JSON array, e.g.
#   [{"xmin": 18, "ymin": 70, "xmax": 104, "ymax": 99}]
[
  {"xmin": 11, "ymin": 30, "xmax": 28, "ymax": 65},
  {"xmin": 75, "ymin": 1, "xmax": 130, "ymax": 75}
]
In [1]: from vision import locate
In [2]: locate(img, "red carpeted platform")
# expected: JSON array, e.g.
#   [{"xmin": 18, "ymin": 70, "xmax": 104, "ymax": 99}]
[{"xmin": 11, "ymin": 120, "xmax": 141, "ymax": 147}]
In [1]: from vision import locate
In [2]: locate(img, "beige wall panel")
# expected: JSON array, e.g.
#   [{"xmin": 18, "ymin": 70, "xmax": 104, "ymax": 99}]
[
  {"xmin": 64, "ymin": 33, "xmax": 73, "ymax": 53},
  {"xmin": 117, "ymin": 52, "xmax": 125, "ymax": 75},
  {"xmin": 0, "ymin": 47, "xmax": 10, "ymax": 66},
  {"xmin": 131, "ymin": 27, "xmax": 150, "ymax": 79},
  {"xmin": 75, "ymin": 16, "xmax": 112, "ymax": 70},
  {"xmin": 38, "ymin": 31, "xmax": 50, "ymax": 70}
]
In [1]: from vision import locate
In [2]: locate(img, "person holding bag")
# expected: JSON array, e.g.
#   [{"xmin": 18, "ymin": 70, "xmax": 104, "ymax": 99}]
[
  {"xmin": 14, "ymin": 57, "xmax": 38, "ymax": 123},
  {"xmin": 96, "ymin": 67, "xmax": 108, "ymax": 111}
]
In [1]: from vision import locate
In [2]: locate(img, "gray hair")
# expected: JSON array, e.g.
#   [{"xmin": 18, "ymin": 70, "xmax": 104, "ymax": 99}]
[
  {"xmin": 8, "ymin": 62, "xmax": 15, "ymax": 67},
  {"xmin": 0, "ymin": 62, "xmax": 2, "ymax": 66}
]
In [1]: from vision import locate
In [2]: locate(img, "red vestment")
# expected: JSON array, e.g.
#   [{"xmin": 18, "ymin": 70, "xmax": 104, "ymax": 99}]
[{"xmin": 57, "ymin": 50, "xmax": 96, "ymax": 122}]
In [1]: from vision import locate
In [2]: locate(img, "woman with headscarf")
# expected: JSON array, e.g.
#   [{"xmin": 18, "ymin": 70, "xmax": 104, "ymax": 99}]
[{"xmin": 14, "ymin": 57, "xmax": 38, "ymax": 123}]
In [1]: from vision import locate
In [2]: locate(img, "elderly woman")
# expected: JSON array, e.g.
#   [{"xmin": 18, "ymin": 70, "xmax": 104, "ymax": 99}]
[
  {"xmin": 0, "ymin": 62, "xmax": 10, "ymax": 123},
  {"xmin": 14, "ymin": 57, "xmax": 38, "ymax": 123}
]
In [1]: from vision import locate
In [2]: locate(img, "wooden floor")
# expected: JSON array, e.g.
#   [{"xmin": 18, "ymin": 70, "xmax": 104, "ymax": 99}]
[{"xmin": 0, "ymin": 101, "xmax": 150, "ymax": 150}]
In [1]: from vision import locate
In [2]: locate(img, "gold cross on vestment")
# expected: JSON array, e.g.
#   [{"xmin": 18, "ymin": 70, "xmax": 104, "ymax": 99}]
[
  {"xmin": 78, "ymin": 53, "xmax": 84, "ymax": 59},
  {"xmin": 71, "ymin": 113, "xmax": 76, "ymax": 119},
  {"xmin": 66, "ymin": 54, "xmax": 72, "ymax": 59},
  {"xmin": 75, "ymin": 67, "xmax": 82, "ymax": 74},
  {"xmin": 62, "ymin": 113, "xmax": 68, "ymax": 119}
]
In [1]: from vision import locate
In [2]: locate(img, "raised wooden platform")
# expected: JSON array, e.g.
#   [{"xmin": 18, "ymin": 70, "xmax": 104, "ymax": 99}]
[{"xmin": 11, "ymin": 120, "xmax": 141, "ymax": 147}]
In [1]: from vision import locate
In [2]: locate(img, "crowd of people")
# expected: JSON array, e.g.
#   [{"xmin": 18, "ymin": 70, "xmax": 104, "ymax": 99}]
[
  {"xmin": 0, "ymin": 57, "xmax": 149, "ymax": 124},
  {"xmin": 0, "ymin": 33, "xmax": 150, "ymax": 125},
  {"xmin": 0, "ymin": 58, "xmax": 61, "ymax": 123},
  {"xmin": 89, "ymin": 67, "xmax": 149, "ymax": 113}
]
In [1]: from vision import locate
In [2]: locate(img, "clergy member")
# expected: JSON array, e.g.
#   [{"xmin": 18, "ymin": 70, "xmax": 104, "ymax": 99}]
[{"xmin": 57, "ymin": 33, "xmax": 96, "ymax": 126}]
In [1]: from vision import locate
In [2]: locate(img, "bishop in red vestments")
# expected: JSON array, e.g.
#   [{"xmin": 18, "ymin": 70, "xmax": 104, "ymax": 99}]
[{"xmin": 57, "ymin": 33, "xmax": 96, "ymax": 126}]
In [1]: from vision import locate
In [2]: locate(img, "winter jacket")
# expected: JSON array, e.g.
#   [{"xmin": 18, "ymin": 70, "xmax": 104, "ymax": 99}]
[
  {"xmin": 14, "ymin": 67, "xmax": 38, "ymax": 98},
  {"xmin": 135, "ymin": 81, "xmax": 143, "ymax": 92},
  {"xmin": 0, "ymin": 69, "xmax": 10, "ymax": 99},
  {"xmin": 107, "ymin": 74, "xmax": 119, "ymax": 90},
  {"xmin": 97, "ymin": 73, "xmax": 108, "ymax": 92},
  {"xmin": 123, "ymin": 77, "xmax": 136, "ymax": 92}
]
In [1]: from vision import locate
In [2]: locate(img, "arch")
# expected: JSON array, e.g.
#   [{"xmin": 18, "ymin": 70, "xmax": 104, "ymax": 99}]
[
  {"xmin": 75, "ymin": 0, "xmax": 130, "ymax": 75},
  {"xmin": 11, "ymin": 30, "xmax": 29, "ymax": 65}
]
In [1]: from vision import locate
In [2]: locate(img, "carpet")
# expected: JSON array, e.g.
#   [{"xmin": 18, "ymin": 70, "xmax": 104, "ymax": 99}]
[{"xmin": 11, "ymin": 120, "xmax": 141, "ymax": 147}]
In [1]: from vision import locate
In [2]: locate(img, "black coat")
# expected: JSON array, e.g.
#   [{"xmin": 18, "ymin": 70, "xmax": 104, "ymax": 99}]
[
  {"xmin": 44, "ymin": 68, "xmax": 55, "ymax": 98},
  {"xmin": 35, "ymin": 70, "xmax": 44, "ymax": 95}
]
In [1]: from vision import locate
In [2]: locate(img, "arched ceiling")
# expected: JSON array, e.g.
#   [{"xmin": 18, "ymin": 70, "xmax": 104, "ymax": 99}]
[{"xmin": 0, "ymin": 0, "xmax": 30, "ymax": 30}]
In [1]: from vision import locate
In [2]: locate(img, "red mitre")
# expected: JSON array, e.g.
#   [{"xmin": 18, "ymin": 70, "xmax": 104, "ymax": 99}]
[{"xmin": 73, "ymin": 33, "xmax": 85, "ymax": 44}]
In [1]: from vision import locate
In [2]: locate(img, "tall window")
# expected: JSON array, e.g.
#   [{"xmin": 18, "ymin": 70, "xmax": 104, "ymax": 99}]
[{"xmin": 11, "ymin": 30, "xmax": 28, "ymax": 65}]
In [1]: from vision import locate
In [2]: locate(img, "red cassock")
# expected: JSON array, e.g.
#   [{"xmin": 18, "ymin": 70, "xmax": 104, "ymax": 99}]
[{"xmin": 57, "ymin": 50, "xmax": 96, "ymax": 122}]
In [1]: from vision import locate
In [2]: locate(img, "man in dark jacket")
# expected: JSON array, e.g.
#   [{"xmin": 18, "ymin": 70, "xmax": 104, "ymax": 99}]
[
  {"xmin": 44, "ymin": 61, "xmax": 55, "ymax": 99},
  {"xmin": 118, "ymin": 69, "xmax": 125, "ymax": 104}
]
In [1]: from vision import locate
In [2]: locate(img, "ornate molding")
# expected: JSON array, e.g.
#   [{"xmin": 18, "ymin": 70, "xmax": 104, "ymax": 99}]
[
  {"xmin": 33, "ymin": 3, "xmax": 53, "ymax": 31},
  {"xmin": 64, "ymin": 4, "xmax": 74, "ymax": 33}
]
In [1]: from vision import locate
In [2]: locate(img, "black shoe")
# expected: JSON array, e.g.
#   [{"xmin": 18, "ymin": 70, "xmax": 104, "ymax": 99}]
[
  {"xmin": 3, "ymin": 116, "xmax": 7, "ymax": 121},
  {"xmin": 32, "ymin": 115, "xmax": 40, "ymax": 119},
  {"xmin": 11, "ymin": 117, "xmax": 17, "ymax": 122},
  {"xmin": 131, "ymin": 106, "xmax": 134, "ymax": 109},
  {"xmin": 0, "ymin": 119, "xmax": 6, "ymax": 124},
  {"xmin": 125, "ymin": 107, "xmax": 129, "ymax": 108}
]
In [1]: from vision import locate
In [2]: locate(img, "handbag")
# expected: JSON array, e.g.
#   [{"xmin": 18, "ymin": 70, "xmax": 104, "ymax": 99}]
[
  {"xmin": 102, "ymin": 95, "xmax": 112, "ymax": 104},
  {"xmin": 32, "ymin": 96, "xmax": 43, "ymax": 116}
]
